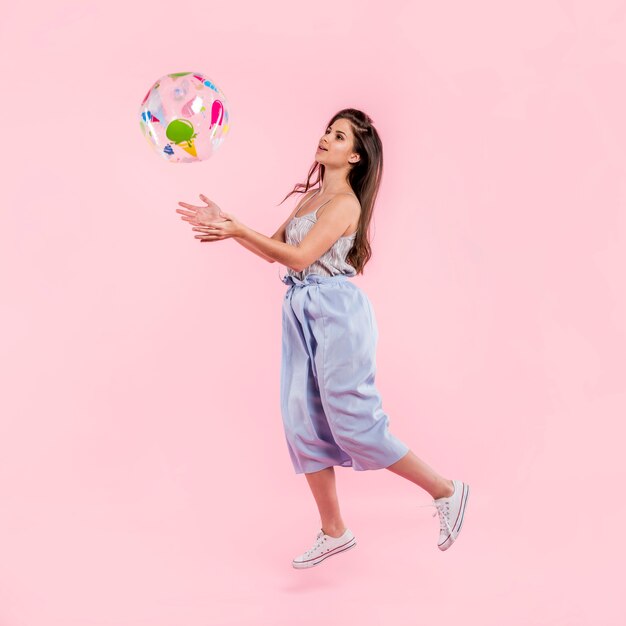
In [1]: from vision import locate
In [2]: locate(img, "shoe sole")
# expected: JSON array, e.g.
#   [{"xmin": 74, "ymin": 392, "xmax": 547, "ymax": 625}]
[
  {"xmin": 438, "ymin": 482, "xmax": 470, "ymax": 551},
  {"xmin": 292, "ymin": 538, "xmax": 357, "ymax": 569}
]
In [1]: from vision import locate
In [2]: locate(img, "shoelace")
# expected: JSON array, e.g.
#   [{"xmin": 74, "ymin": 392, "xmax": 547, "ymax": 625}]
[
  {"xmin": 417, "ymin": 501, "xmax": 452, "ymax": 536},
  {"xmin": 305, "ymin": 531, "xmax": 327, "ymax": 556}
]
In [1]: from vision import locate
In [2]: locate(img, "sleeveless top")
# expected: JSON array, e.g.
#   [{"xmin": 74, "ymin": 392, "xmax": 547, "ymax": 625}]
[{"xmin": 283, "ymin": 191, "xmax": 358, "ymax": 280}]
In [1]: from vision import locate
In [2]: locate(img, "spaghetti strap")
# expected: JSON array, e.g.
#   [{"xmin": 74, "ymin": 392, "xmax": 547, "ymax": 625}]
[
  {"xmin": 294, "ymin": 190, "xmax": 320, "ymax": 218},
  {"xmin": 294, "ymin": 191, "xmax": 342, "ymax": 219},
  {"xmin": 312, "ymin": 199, "xmax": 333, "ymax": 218}
]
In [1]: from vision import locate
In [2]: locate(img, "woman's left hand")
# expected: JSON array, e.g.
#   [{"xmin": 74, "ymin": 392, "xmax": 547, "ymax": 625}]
[
  {"xmin": 193, "ymin": 210, "xmax": 245, "ymax": 241},
  {"xmin": 191, "ymin": 194, "xmax": 244, "ymax": 241},
  {"xmin": 176, "ymin": 193, "xmax": 245, "ymax": 241}
]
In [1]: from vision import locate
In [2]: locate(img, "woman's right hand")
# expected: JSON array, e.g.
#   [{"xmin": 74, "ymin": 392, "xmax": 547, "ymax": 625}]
[{"xmin": 176, "ymin": 193, "xmax": 225, "ymax": 228}]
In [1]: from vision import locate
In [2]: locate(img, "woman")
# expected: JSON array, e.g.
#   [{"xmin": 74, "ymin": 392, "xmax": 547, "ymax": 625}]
[{"xmin": 176, "ymin": 108, "xmax": 470, "ymax": 569}]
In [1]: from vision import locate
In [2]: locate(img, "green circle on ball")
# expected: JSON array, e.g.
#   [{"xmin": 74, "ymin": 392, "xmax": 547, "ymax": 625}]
[{"xmin": 166, "ymin": 119, "xmax": 195, "ymax": 143}]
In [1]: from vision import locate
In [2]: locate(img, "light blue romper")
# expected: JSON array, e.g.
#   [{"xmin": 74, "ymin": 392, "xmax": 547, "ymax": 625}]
[{"xmin": 278, "ymin": 191, "xmax": 410, "ymax": 474}]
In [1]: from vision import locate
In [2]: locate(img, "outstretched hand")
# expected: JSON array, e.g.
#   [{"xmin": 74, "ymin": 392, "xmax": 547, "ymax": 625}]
[{"xmin": 175, "ymin": 194, "xmax": 245, "ymax": 241}]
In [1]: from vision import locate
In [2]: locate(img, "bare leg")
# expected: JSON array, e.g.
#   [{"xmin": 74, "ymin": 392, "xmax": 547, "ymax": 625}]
[
  {"xmin": 386, "ymin": 450, "xmax": 454, "ymax": 500},
  {"xmin": 304, "ymin": 466, "xmax": 347, "ymax": 538},
  {"xmin": 303, "ymin": 453, "xmax": 453, "ymax": 537}
]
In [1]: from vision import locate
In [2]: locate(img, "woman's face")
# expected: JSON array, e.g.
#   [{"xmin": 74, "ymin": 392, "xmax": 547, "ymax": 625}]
[{"xmin": 316, "ymin": 119, "xmax": 360, "ymax": 166}]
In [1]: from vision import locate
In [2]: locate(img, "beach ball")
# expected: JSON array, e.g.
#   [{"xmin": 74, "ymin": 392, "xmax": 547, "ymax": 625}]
[{"xmin": 138, "ymin": 71, "xmax": 231, "ymax": 163}]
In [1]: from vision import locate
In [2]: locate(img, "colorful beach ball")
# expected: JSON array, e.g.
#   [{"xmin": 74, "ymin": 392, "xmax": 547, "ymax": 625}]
[{"xmin": 138, "ymin": 71, "xmax": 231, "ymax": 163}]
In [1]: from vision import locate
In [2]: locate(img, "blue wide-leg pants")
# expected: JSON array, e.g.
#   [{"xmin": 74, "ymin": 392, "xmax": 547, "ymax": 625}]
[{"xmin": 280, "ymin": 273, "xmax": 410, "ymax": 474}]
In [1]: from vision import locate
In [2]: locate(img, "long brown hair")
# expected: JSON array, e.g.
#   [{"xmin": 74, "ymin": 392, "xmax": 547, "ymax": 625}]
[{"xmin": 278, "ymin": 108, "xmax": 383, "ymax": 275}]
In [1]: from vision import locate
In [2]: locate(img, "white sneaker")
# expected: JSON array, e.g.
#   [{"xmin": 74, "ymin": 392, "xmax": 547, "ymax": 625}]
[
  {"xmin": 292, "ymin": 528, "xmax": 357, "ymax": 569},
  {"xmin": 418, "ymin": 479, "xmax": 470, "ymax": 551}
]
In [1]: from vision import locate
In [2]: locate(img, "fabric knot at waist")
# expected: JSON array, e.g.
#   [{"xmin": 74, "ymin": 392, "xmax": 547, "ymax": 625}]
[{"xmin": 281, "ymin": 273, "xmax": 349, "ymax": 288}]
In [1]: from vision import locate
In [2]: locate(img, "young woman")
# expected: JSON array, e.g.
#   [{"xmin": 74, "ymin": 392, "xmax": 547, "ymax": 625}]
[{"xmin": 176, "ymin": 108, "xmax": 470, "ymax": 569}]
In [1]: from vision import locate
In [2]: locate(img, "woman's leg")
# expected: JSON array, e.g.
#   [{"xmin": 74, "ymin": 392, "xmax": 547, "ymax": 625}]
[
  {"xmin": 386, "ymin": 450, "xmax": 454, "ymax": 500},
  {"xmin": 304, "ymin": 466, "xmax": 348, "ymax": 538}
]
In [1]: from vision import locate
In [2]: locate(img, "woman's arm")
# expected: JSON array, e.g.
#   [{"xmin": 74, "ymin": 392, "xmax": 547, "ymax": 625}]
[
  {"xmin": 230, "ymin": 196, "xmax": 311, "ymax": 265},
  {"xmin": 231, "ymin": 236, "xmax": 275, "ymax": 262},
  {"xmin": 237, "ymin": 226, "xmax": 301, "ymax": 269}
]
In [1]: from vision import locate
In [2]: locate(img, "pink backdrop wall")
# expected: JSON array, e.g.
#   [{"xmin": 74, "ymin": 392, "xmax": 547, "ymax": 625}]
[{"xmin": 1, "ymin": 1, "xmax": 624, "ymax": 624}]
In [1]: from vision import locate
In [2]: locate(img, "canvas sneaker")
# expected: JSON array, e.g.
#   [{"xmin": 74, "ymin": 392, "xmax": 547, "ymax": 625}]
[
  {"xmin": 417, "ymin": 479, "xmax": 470, "ymax": 551},
  {"xmin": 292, "ymin": 527, "xmax": 357, "ymax": 569}
]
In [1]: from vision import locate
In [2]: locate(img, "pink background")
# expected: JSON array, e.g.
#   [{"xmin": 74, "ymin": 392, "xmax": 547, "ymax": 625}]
[{"xmin": 1, "ymin": 1, "xmax": 625, "ymax": 624}]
